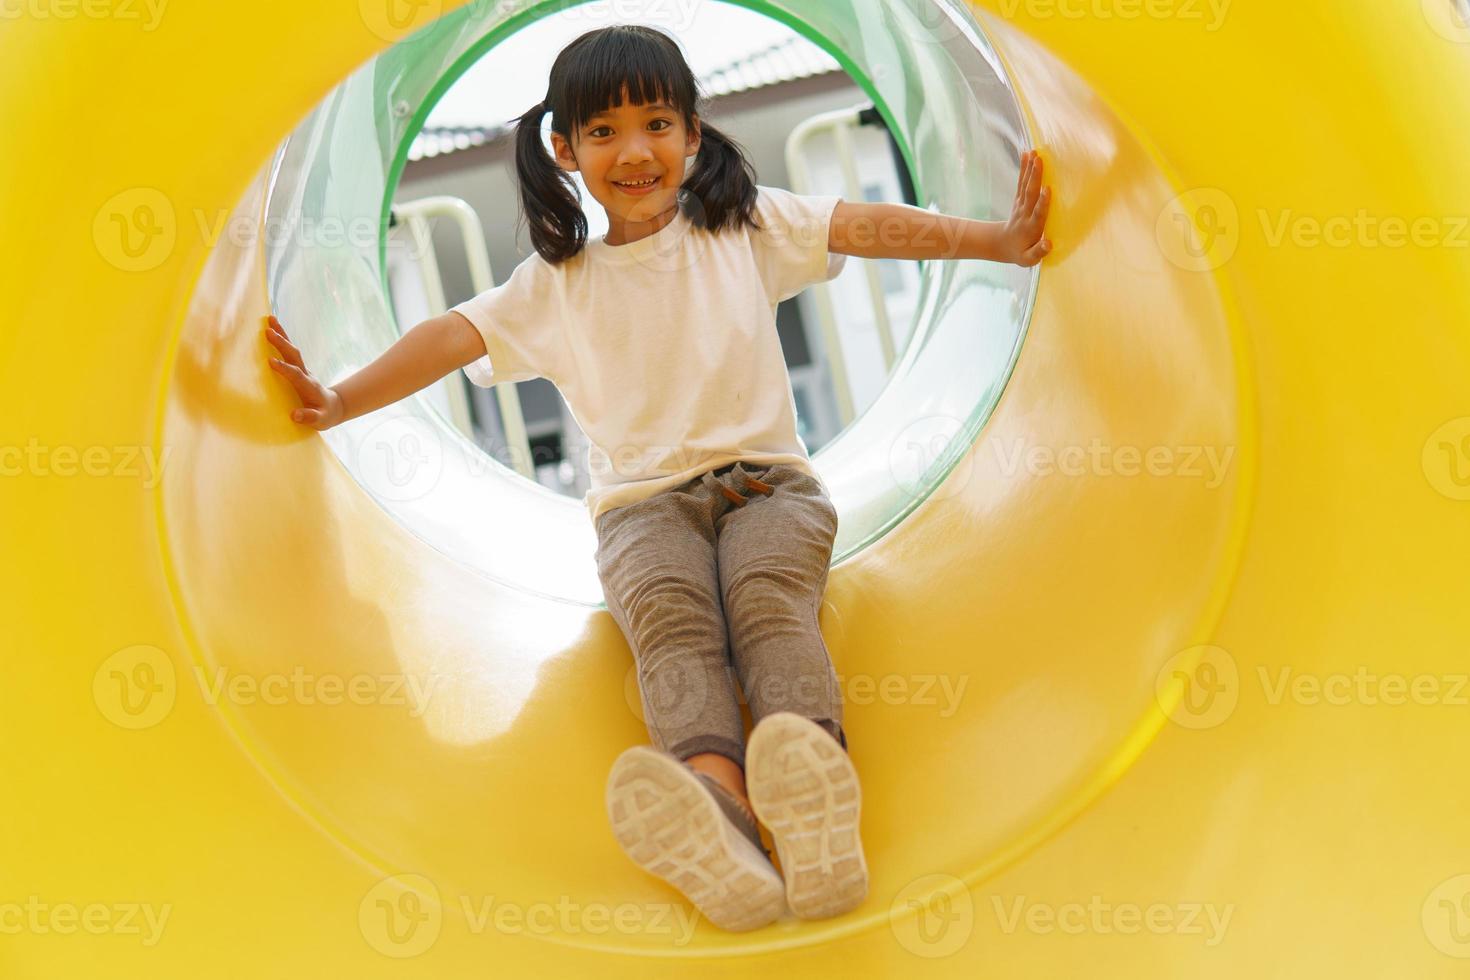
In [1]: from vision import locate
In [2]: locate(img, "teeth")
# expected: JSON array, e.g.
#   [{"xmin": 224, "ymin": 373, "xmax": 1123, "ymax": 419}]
[{"xmin": 616, "ymin": 178, "xmax": 657, "ymax": 187}]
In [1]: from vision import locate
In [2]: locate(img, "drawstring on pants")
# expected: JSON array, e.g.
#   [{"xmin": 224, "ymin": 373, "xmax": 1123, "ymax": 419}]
[
  {"xmin": 705, "ymin": 465, "xmax": 775, "ymax": 507},
  {"xmin": 718, "ymin": 474, "xmax": 774, "ymax": 507}
]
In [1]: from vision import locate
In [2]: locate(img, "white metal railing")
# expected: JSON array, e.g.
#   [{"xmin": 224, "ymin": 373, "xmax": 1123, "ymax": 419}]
[
  {"xmin": 391, "ymin": 195, "xmax": 536, "ymax": 480},
  {"xmin": 785, "ymin": 103, "xmax": 899, "ymax": 428}
]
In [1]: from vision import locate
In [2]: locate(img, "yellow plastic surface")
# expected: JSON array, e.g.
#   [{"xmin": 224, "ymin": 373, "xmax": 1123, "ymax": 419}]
[{"xmin": 4, "ymin": 1, "xmax": 1470, "ymax": 975}]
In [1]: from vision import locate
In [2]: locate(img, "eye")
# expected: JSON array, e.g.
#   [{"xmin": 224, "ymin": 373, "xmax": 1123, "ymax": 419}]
[
  {"xmin": 589, "ymin": 125, "xmax": 612, "ymax": 138},
  {"xmin": 649, "ymin": 119, "xmax": 671, "ymax": 131}
]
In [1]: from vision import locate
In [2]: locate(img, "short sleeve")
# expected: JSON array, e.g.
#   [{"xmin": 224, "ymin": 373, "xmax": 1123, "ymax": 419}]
[
  {"xmin": 749, "ymin": 184, "xmax": 847, "ymax": 304},
  {"xmin": 449, "ymin": 253, "xmax": 562, "ymax": 387}
]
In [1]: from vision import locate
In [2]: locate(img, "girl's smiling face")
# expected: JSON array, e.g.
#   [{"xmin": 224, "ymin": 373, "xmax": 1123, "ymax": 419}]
[{"xmin": 551, "ymin": 86, "xmax": 701, "ymax": 238}]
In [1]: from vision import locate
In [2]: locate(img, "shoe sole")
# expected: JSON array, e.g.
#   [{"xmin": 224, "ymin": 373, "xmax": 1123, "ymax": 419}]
[
  {"xmin": 746, "ymin": 713, "xmax": 868, "ymax": 919},
  {"xmin": 606, "ymin": 746, "xmax": 787, "ymax": 932}
]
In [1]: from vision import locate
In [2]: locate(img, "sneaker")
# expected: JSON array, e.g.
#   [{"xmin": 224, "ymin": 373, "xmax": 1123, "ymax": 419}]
[
  {"xmin": 605, "ymin": 745, "xmax": 787, "ymax": 932},
  {"xmin": 745, "ymin": 713, "xmax": 869, "ymax": 919}
]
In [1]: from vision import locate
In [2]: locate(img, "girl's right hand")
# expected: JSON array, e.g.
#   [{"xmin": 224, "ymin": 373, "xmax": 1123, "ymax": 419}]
[{"xmin": 265, "ymin": 314, "xmax": 345, "ymax": 430}]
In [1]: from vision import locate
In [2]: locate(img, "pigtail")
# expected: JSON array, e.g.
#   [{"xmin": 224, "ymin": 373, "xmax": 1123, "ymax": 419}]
[
  {"xmin": 681, "ymin": 120, "xmax": 760, "ymax": 236},
  {"xmin": 512, "ymin": 100, "xmax": 587, "ymax": 264}
]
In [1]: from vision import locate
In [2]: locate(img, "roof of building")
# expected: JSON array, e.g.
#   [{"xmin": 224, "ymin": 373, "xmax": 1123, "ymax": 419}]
[{"xmin": 408, "ymin": 34, "xmax": 841, "ymax": 162}]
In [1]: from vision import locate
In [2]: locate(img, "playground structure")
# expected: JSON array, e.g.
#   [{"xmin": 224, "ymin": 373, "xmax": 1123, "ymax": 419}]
[{"xmin": 4, "ymin": 0, "xmax": 1470, "ymax": 975}]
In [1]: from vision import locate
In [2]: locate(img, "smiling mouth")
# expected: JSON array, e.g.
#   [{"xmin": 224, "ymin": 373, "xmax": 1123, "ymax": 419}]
[{"xmin": 613, "ymin": 176, "xmax": 660, "ymax": 189}]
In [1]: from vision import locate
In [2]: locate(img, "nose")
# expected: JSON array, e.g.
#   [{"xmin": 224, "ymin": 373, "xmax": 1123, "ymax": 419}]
[{"xmin": 616, "ymin": 135, "xmax": 654, "ymax": 166}]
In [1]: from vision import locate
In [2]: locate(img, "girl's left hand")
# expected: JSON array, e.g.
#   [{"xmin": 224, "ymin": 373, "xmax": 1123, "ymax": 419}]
[{"xmin": 1003, "ymin": 149, "xmax": 1053, "ymax": 267}]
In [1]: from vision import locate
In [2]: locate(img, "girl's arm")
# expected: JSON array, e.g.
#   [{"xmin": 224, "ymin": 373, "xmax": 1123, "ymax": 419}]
[
  {"xmin": 830, "ymin": 150, "xmax": 1053, "ymax": 267},
  {"xmin": 265, "ymin": 311, "xmax": 486, "ymax": 430}
]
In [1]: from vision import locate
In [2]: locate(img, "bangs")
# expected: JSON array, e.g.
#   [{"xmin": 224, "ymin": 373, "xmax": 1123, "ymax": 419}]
[{"xmin": 556, "ymin": 27, "xmax": 698, "ymax": 134}]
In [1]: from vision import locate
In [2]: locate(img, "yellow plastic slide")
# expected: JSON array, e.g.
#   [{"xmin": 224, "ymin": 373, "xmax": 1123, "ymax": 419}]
[{"xmin": 4, "ymin": 0, "xmax": 1470, "ymax": 975}]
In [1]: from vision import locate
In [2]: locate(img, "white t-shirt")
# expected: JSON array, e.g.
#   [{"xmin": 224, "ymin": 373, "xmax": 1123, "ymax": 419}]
[{"xmin": 450, "ymin": 184, "xmax": 847, "ymax": 524}]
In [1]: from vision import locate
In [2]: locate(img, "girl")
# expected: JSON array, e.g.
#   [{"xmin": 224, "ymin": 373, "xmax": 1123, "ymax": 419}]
[{"xmin": 266, "ymin": 24, "xmax": 1051, "ymax": 933}]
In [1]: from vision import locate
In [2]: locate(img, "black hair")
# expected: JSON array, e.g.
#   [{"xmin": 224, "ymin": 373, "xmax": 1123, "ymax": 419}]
[{"xmin": 508, "ymin": 24, "xmax": 761, "ymax": 265}]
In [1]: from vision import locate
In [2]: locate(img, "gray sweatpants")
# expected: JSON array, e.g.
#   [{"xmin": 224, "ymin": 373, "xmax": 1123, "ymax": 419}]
[{"xmin": 594, "ymin": 461, "xmax": 846, "ymax": 770}]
